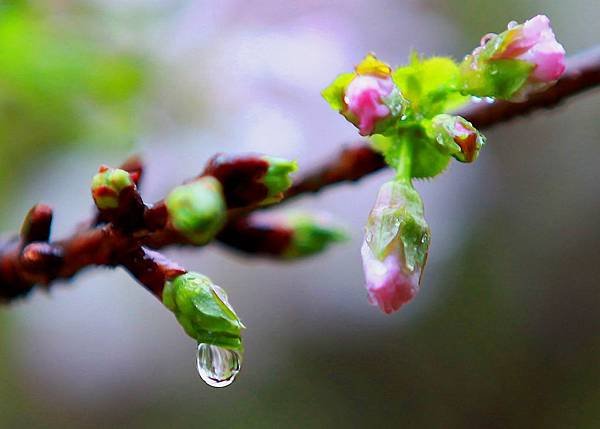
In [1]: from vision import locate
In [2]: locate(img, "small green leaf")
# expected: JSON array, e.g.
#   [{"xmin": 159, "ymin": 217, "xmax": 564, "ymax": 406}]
[
  {"xmin": 321, "ymin": 72, "xmax": 355, "ymax": 112},
  {"xmin": 372, "ymin": 131, "xmax": 451, "ymax": 179},
  {"xmin": 392, "ymin": 56, "xmax": 468, "ymax": 116}
]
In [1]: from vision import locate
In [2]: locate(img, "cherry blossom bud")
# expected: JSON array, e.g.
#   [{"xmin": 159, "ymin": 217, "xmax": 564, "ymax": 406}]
[
  {"xmin": 460, "ymin": 15, "xmax": 565, "ymax": 100},
  {"xmin": 165, "ymin": 177, "xmax": 226, "ymax": 244},
  {"xmin": 162, "ymin": 272, "xmax": 244, "ymax": 350},
  {"xmin": 261, "ymin": 156, "xmax": 298, "ymax": 205},
  {"xmin": 429, "ymin": 114, "xmax": 486, "ymax": 162},
  {"xmin": 323, "ymin": 54, "xmax": 406, "ymax": 136},
  {"xmin": 91, "ymin": 166, "xmax": 135, "ymax": 210},
  {"xmin": 362, "ymin": 181, "xmax": 430, "ymax": 314},
  {"xmin": 494, "ymin": 15, "xmax": 565, "ymax": 82}
]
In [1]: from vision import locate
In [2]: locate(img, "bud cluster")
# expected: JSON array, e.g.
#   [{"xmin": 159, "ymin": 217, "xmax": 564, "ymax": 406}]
[{"xmin": 322, "ymin": 14, "xmax": 565, "ymax": 313}]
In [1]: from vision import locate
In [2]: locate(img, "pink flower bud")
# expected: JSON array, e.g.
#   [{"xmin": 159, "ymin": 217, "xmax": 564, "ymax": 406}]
[
  {"xmin": 460, "ymin": 15, "xmax": 566, "ymax": 100},
  {"xmin": 429, "ymin": 114, "xmax": 486, "ymax": 163},
  {"xmin": 361, "ymin": 241, "xmax": 421, "ymax": 314},
  {"xmin": 344, "ymin": 75, "xmax": 395, "ymax": 136},
  {"xmin": 361, "ymin": 181, "xmax": 430, "ymax": 314},
  {"xmin": 323, "ymin": 54, "xmax": 406, "ymax": 136},
  {"xmin": 495, "ymin": 15, "xmax": 565, "ymax": 83}
]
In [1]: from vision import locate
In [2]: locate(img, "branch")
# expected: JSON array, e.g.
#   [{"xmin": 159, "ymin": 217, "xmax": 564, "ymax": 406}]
[
  {"xmin": 0, "ymin": 154, "xmax": 284, "ymax": 301},
  {"xmin": 1, "ymin": 47, "xmax": 599, "ymax": 299}
]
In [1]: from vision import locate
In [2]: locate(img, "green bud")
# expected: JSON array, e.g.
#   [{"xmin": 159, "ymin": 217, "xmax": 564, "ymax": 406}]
[
  {"xmin": 427, "ymin": 114, "xmax": 486, "ymax": 163},
  {"xmin": 162, "ymin": 272, "xmax": 244, "ymax": 351},
  {"xmin": 91, "ymin": 166, "xmax": 135, "ymax": 209},
  {"xmin": 283, "ymin": 213, "xmax": 348, "ymax": 259},
  {"xmin": 365, "ymin": 180, "xmax": 429, "ymax": 273},
  {"xmin": 261, "ymin": 156, "xmax": 298, "ymax": 205},
  {"xmin": 459, "ymin": 55, "xmax": 533, "ymax": 100},
  {"xmin": 165, "ymin": 177, "xmax": 226, "ymax": 244},
  {"xmin": 458, "ymin": 25, "xmax": 535, "ymax": 99}
]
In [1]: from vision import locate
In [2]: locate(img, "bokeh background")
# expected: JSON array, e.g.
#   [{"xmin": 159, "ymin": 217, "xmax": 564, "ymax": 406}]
[{"xmin": 1, "ymin": 0, "xmax": 599, "ymax": 427}]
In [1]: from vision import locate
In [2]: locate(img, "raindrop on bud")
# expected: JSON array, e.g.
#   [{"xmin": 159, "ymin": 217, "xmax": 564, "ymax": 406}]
[{"xmin": 196, "ymin": 343, "xmax": 242, "ymax": 388}]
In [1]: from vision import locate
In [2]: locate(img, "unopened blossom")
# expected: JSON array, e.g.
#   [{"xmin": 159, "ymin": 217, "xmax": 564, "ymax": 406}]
[
  {"xmin": 361, "ymin": 180, "xmax": 430, "ymax": 314},
  {"xmin": 344, "ymin": 74, "xmax": 395, "ymax": 136},
  {"xmin": 460, "ymin": 15, "xmax": 566, "ymax": 100},
  {"xmin": 429, "ymin": 114, "xmax": 486, "ymax": 163},
  {"xmin": 322, "ymin": 54, "xmax": 406, "ymax": 136},
  {"xmin": 361, "ymin": 240, "xmax": 422, "ymax": 314},
  {"xmin": 493, "ymin": 15, "xmax": 565, "ymax": 83}
]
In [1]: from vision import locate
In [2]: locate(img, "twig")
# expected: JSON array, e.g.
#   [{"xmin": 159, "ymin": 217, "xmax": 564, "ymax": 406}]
[{"xmin": 0, "ymin": 47, "xmax": 599, "ymax": 300}]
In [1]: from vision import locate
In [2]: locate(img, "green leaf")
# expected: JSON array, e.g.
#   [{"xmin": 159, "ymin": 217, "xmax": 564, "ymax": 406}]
[
  {"xmin": 372, "ymin": 131, "xmax": 451, "ymax": 179},
  {"xmin": 321, "ymin": 72, "xmax": 355, "ymax": 112},
  {"xmin": 392, "ymin": 55, "xmax": 468, "ymax": 116}
]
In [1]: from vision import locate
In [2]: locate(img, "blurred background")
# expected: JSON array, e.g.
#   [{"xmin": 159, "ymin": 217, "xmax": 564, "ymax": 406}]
[{"xmin": 0, "ymin": 0, "xmax": 599, "ymax": 427}]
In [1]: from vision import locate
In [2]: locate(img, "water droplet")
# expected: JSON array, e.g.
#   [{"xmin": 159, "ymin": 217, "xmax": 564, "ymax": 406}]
[
  {"xmin": 366, "ymin": 231, "xmax": 373, "ymax": 243},
  {"xmin": 471, "ymin": 96, "xmax": 483, "ymax": 103},
  {"xmin": 484, "ymin": 97, "xmax": 495, "ymax": 104},
  {"xmin": 507, "ymin": 20, "xmax": 518, "ymax": 29},
  {"xmin": 196, "ymin": 343, "xmax": 241, "ymax": 388},
  {"xmin": 479, "ymin": 33, "xmax": 496, "ymax": 46}
]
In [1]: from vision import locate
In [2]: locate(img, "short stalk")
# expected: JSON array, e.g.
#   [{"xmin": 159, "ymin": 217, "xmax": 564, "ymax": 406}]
[{"xmin": 395, "ymin": 138, "xmax": 413, "ymax": 184}]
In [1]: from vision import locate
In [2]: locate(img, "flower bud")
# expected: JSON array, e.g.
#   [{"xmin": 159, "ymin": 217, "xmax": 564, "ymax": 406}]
[
  {"xmin": 280, "ymin": 212, "xmax": 348, "ymax": 259},
  {"xmin": 165, "ymin": 177, "xmax": 226, "ymax": 244},
  {"xmin": 91, "ymin": 166, "xmax": 135, "ymax": 210},
  {"xmin": 261, "ymin": 156, "xmax": 298, "ymax": 205},
  {"xmin": 428, "ymin": 114, "xmax": 486, "ymax": 163},
  {"xmin": 362, "ymin": 181, "xmax": 430, "ymax": 314},
  {"xmin": 460, "ymin": 15, "xmax": 565, "ymax": 100},
  {"xmin": 323, "ymin": 54, "xmax": 406, "ymax": 136},
  {"xmin": 162, "ymin": 272, "xmax": 244, "ymax": 351}
]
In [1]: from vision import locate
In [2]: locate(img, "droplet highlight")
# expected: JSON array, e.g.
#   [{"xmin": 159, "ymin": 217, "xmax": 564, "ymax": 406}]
[{"xmin": 196, "ymin": 343, "xmax": 241, "ymax": 388}]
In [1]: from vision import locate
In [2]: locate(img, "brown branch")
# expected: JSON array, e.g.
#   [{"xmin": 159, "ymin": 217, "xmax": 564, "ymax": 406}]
[
  {"xmin": 0, "ymin": 153, "xmax": 286, "ymax": 300},
  {"xmin": 0, "ymin": 47, "xmax": 599, "ymax": 300},
  {"xmin": 218, "ymin": 215, "xmax": 294, "ymax": 257}
]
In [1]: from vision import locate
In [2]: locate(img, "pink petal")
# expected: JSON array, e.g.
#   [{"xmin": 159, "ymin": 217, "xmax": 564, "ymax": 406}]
[
  {"xmin": 361, "ymin": 242, "xmax": 419, "ymax": 314},
  {"xmin": 519, "ymin": 41, "xmax": 566, "ymax": 82},
  {"xmin": 344, "ymin": 75, "xmax": 393, "ymax": 136}
]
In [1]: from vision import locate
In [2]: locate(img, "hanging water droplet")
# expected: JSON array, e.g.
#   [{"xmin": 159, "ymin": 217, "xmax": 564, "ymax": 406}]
[{"xmin": 196, "ymin": 343, "xmax": 241, "ymax": 388}]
